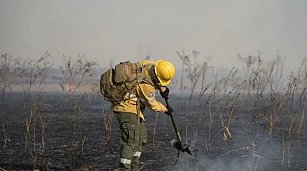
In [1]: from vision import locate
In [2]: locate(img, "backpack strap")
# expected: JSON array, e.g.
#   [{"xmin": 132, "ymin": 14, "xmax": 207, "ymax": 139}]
[{"xmin": 136, "ymin": 63, "xmax": 155, "ymax": 86}]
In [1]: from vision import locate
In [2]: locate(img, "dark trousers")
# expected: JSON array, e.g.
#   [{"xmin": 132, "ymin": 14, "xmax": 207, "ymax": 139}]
[{"xmin": 114, "ymin": 111, "xmax": 147, "ymax": 171}]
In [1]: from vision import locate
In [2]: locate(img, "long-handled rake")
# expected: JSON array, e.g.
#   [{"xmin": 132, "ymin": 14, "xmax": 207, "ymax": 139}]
[{"xmin": 165, "ymin": 98, "xmax": 192, "ymax": 162}]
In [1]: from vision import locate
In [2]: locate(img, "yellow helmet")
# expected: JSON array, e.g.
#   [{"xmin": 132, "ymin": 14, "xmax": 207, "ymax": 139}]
[{"xmin": 154, "ymin": 60, "xmax": 175, "ymax": 86}]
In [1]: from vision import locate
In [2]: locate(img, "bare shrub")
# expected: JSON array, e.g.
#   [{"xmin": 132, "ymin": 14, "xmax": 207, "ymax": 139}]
[
  {"xmin": 0, "ymin": 53, "xmax": 13, "ymax": 96},
  {"xmin": 19, "ymin": 52, "xmax": 51, "ymax": 170},
  {"xmin": 238, "ymin": 50, "xmax": 267, "ymax": 96},
  {"xmin": 177, "ymin": 50, "xmax": 209, "ymax": 104},
  {"xmin": 199, "ymin": 68, "xmax": 244, "ymax": 153},
  {"xmin": 59, "ymin": 55, "xmax": 98, "ymax": 95},
  {"xmin": 1, "ymin": 112, "xmax": 13, "ymax": 164},
  {"xmin": 260, "ymin": 56, "xmax": 287, "ymax": 136},
  {"xmin": 102, "ymin": 105, "xmax": 114, "ymax": 155},
  {"xmin": 0, "ymin": 53, "xmax": 25, "ymax": 97},
  {"xmin": 70, "ymin": 92, "xmax": 88, "ymax": 168}
]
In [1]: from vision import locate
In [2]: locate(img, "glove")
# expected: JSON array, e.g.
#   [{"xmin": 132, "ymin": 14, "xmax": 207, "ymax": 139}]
[
  {"xmin": 160, "ymin": 86, "xmax": 169, "ymax": 99},
  {"xmin": 164, "ymin": 105, "xmax": 173, "ymax": 115}
]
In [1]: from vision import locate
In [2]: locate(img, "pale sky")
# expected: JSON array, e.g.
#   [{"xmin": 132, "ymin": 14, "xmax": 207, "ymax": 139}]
[{"xmin": 1, "ymin": 0, "xmax": 307, "ymax": 72}]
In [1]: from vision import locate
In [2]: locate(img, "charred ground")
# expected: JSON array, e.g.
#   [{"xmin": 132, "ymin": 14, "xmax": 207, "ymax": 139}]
[{"xmin": 0, "ymin": 92, "xmax": 307, "ymax": 171}]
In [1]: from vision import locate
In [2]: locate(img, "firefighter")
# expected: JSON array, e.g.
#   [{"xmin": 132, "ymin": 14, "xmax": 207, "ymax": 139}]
[{"xmin": 113, "ymin": 59, "xmax": 175, "ymax": 170}]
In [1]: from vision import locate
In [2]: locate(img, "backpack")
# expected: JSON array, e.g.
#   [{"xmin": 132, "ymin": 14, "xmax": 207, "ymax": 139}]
[{"xmin": 100, "ymin": 61, "xmax": 154, "ymax": 103}]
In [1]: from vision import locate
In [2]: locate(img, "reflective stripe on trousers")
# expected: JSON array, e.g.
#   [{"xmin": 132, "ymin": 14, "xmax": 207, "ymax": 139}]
[
  {"xmin": 121, "ymin": 158, "xmax": 132, "ymax": 164},
  {"xmin": 133, "ymin": 151, "xmax": 142, "ymax": 157}
]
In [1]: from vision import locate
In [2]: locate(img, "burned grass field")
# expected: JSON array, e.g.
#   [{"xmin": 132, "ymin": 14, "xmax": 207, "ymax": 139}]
[
  {"xmin": 1, "ymin": 52, "xmax": 307, "ymax": 170},
  {"xmin": 1, "ymin": 92, "xmax": 307, "ymax": 171},
  {"xmin": 0, "ymin": 92, "xmax": 179, "ymax": 170}
]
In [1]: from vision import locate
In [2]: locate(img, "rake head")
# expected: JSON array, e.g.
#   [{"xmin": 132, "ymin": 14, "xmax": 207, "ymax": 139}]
[{"xmin": 170, "ymin": 139, "xmax": 192, "ymax": 155}]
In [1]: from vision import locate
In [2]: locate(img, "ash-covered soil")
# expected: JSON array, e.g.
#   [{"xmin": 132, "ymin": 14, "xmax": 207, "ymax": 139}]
[{"xmin": 0, "ymin": 92, "xmax": 307, "ymax": 171}]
